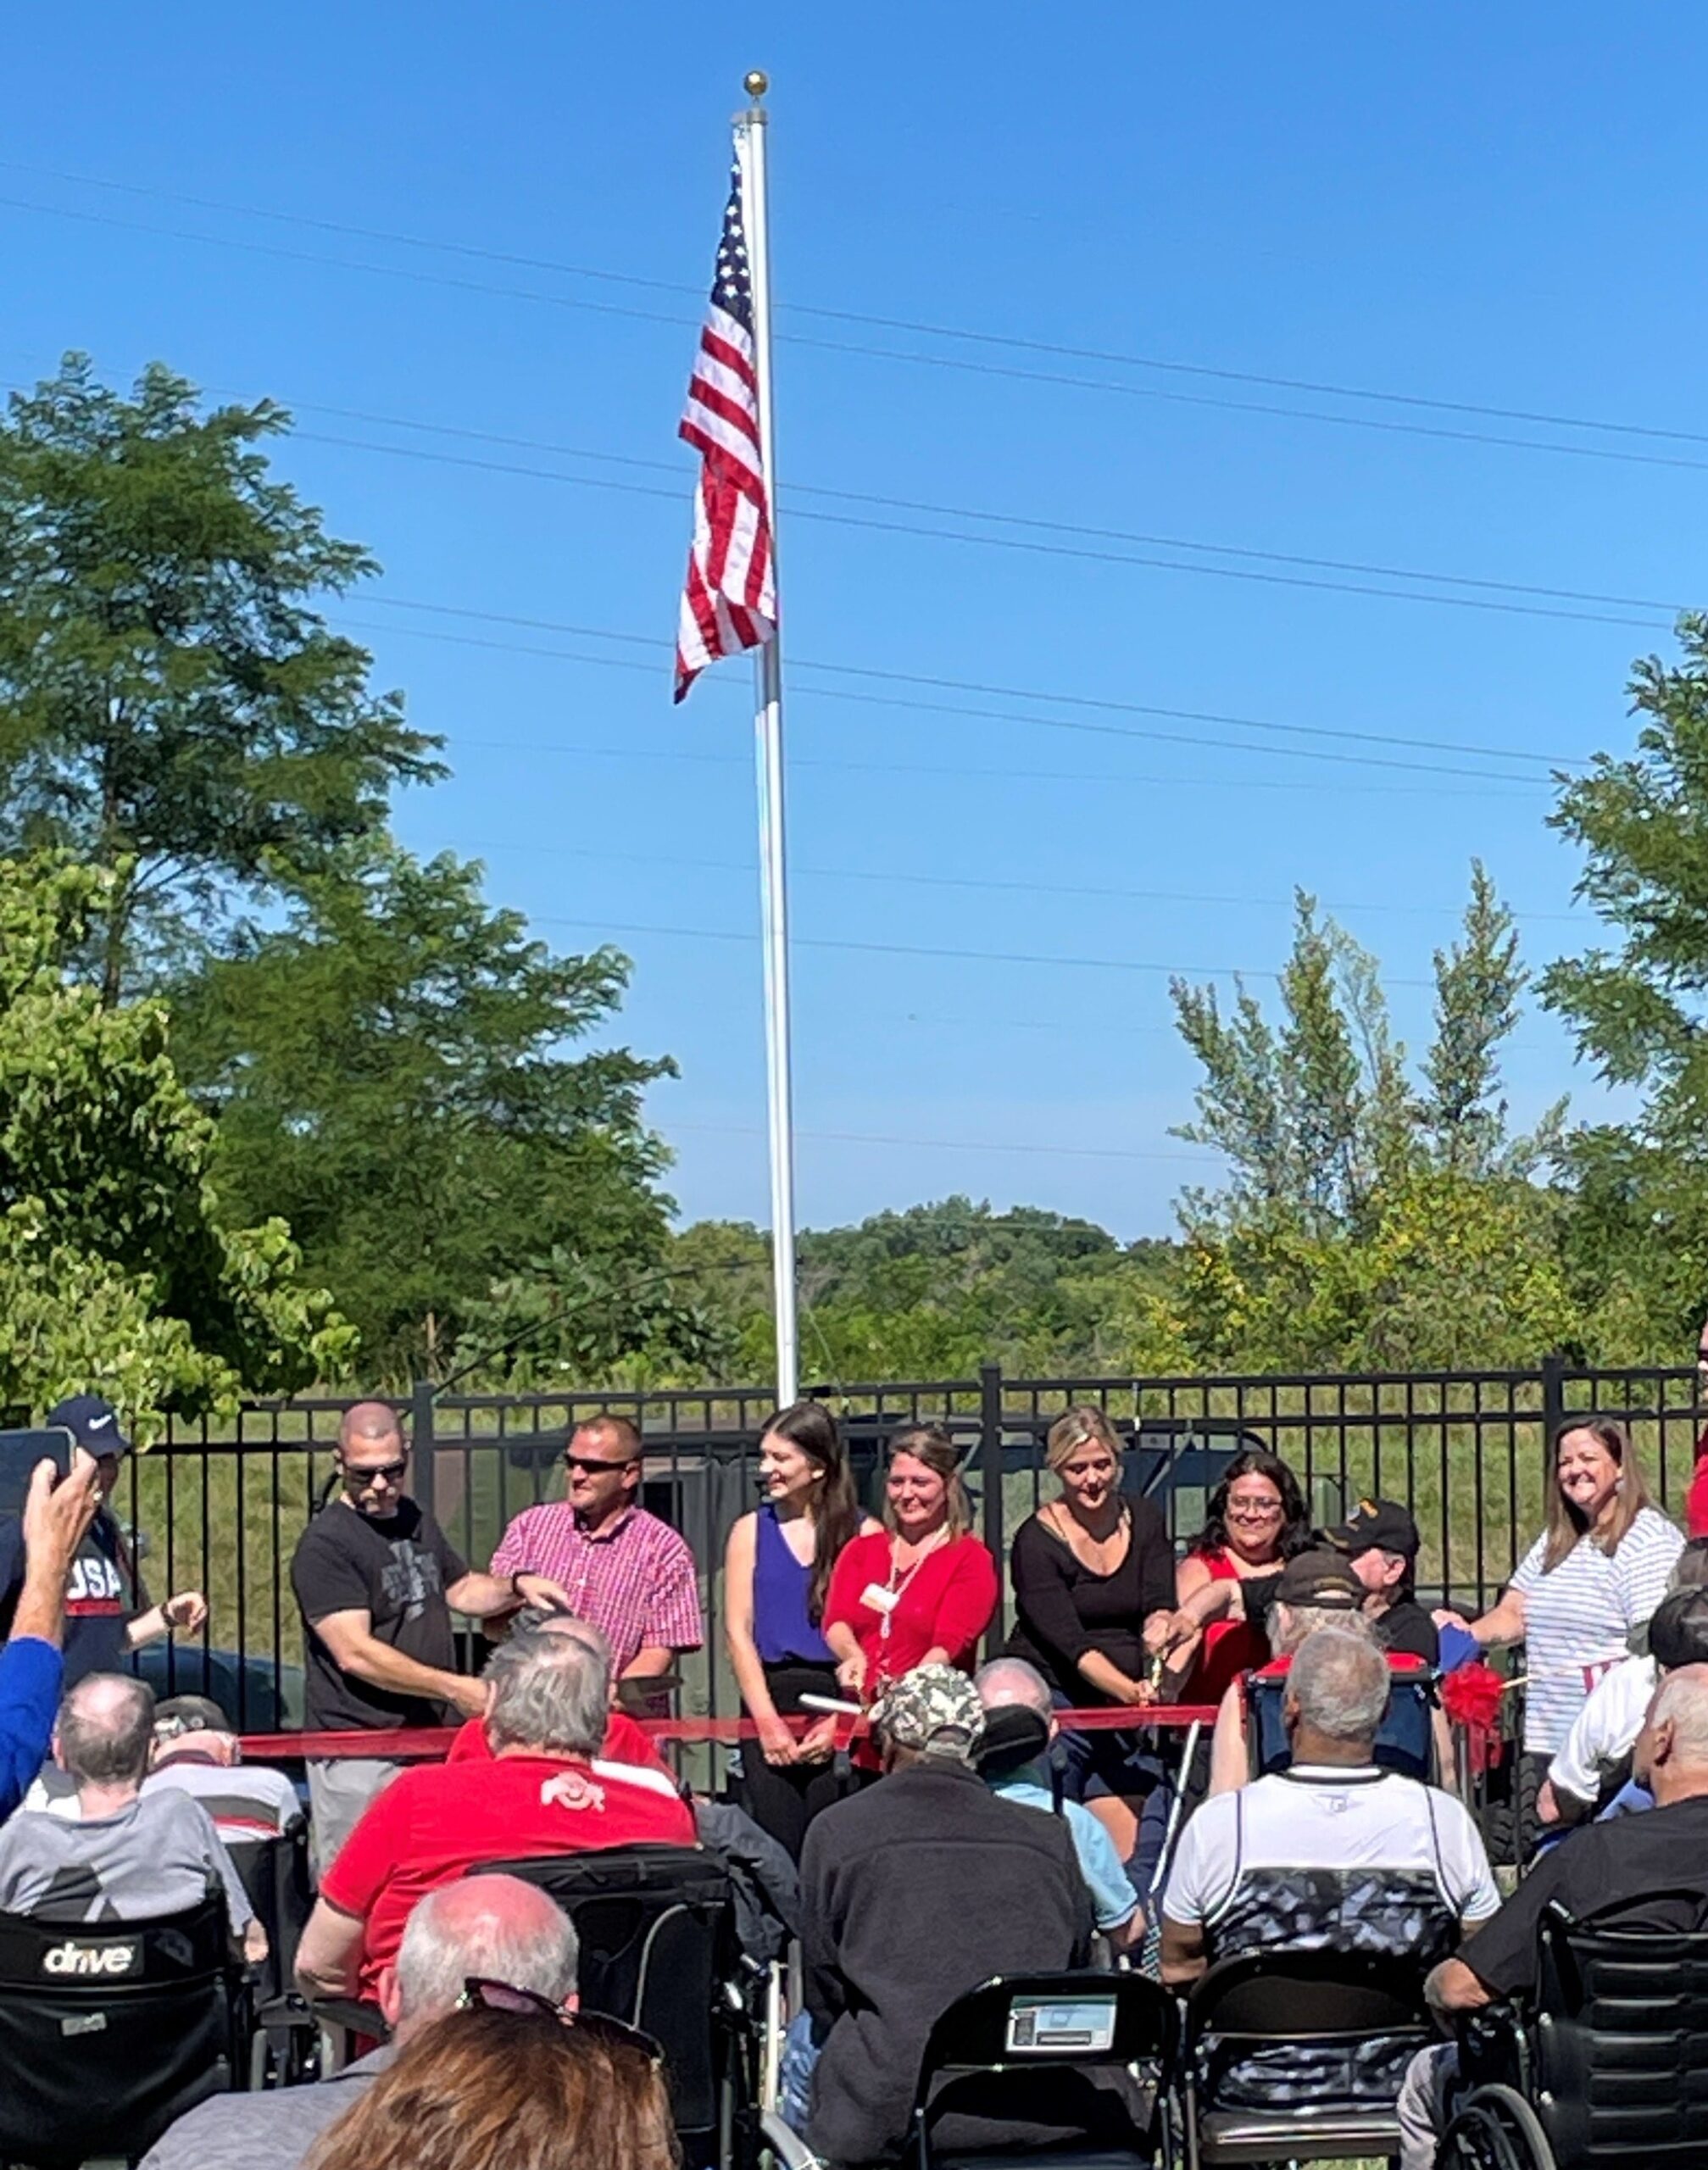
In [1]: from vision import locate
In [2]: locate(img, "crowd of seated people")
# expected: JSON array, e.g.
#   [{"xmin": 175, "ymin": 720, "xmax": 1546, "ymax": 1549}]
[{"xmin": 0, "ymin": 1388, "xmax": 1703, "ymax": 2170}]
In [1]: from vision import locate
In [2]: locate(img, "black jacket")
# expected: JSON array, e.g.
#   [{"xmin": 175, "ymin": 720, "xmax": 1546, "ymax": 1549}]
[{"xmin": 799, "ymin": 1757, "xmax": 1093, "ymax": 2164}]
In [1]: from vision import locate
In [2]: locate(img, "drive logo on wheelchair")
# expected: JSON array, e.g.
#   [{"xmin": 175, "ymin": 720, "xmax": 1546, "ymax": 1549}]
[{"xmin": 41, "ymin": 1938, "xmax": 142, "ymax": 1978}]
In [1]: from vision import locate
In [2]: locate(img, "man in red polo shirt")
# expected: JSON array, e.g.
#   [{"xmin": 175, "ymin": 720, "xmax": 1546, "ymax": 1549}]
[{"xmin": 293, "ymin": 1624, "xmax": 695, "ymax": 2004}]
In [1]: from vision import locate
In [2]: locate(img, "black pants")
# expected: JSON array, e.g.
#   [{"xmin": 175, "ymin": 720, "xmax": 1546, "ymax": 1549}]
[{"xmin": 738, "ymin": 1660, "xmax": 848, "ymax": 1861}]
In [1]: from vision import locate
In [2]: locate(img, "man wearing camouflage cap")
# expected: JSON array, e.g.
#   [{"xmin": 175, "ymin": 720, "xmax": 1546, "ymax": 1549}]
[{"xmin": 797, "ymin": 1664, "xmax": 1093, "ymax": 2165}]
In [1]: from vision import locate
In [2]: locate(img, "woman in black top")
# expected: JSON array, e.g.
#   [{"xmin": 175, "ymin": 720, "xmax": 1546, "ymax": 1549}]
[{"xmin": 1006, "ymin": 1405, "xmax": 1177, "ymax": 1900}]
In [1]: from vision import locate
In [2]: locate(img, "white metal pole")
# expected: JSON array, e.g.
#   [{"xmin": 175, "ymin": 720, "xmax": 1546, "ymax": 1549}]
[{"xmin": 737, "ymin": 75, "xmax": 800, "ymax": 1408}]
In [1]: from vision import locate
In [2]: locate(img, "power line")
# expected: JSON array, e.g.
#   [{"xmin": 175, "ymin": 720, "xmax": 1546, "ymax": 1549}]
[
  {"xmin": 524, "ymin": 911, "xmax": 1444, "ymax": 990},
  {"xmin": 338, "ymin": 602, "xmax": 1575, "ymax": 779},
  {"xmin": 9, "ymin": 159, "xmax": 1708, "ymax": 465},
  {"xmin": 340, "ymin": 626, "xmax": 1544, "ymax": 801},
  {"xmin": 441, "ymin": 835, "xmax": 1586, "ymax": 926},
  {"xmin": 277, "ymin": 422, "xmax": 1672, "ymax": 643},
  {"xmin": 175, "ymin": 390, "xmax": 1689, "ymax": 631}
]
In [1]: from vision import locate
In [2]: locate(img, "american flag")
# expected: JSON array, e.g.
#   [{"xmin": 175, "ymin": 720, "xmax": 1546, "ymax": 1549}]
[{"xmin": 674, "ymin": 159, "xmax": 776, "ymax": 703}]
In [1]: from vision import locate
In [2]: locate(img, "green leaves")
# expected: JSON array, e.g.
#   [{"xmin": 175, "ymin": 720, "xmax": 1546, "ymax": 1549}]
[{"xmin": 0, "ymin": 854, "xmax": 353, "ymax": 1429}]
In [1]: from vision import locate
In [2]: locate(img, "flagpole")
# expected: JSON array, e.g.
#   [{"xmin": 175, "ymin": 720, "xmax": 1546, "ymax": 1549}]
[{"xmin": 737, "ymin": 70, "xmax": 800, "ymax": 1407}]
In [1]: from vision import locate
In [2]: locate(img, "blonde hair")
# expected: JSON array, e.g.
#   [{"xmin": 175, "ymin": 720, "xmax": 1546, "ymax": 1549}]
[
  {"xmin": 1543, "ymin": 1416, "xmax": 1657, "ymax": 1573},
  {"xmin": 1044, "ymin": 1404, "xmax": 1124, "ymax": 1477},
  {"xmin": 883, "ymin": 1426, "xmax": 973, "ymax": 1541}
]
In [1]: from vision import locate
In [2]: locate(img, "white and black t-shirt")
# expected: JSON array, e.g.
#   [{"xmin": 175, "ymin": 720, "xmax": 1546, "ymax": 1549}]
[
  {"xmin": 1164, "ymin": 1765, "xmax": 1499, "ymax": 2109},
  {"xmin": 1510, "ymin": 1509, "xmax": 1682, "ymax": 1755}
]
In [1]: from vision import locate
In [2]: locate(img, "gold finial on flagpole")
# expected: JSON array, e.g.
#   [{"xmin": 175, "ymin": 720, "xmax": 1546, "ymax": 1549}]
[{"xmin": 744, "ymin": 70, "xmax": 769, "ymax": 99}]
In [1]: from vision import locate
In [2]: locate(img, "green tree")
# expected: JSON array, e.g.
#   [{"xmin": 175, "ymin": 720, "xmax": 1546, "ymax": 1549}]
[
  {"xmin": 1146, "ymin": 870, "xmax": 1573, "ymax": 1371},
  {"xmin": 0, "ymin": 852, "xmax": 353, "ymax": 1426},
  {"xmin": 0, "ymin": 356, "xmax": 441, "ymax": 1000},
  {"xmin": 1541, "ymin": 614, "xmax": 1708, "ymax": 1352},
  {"xmin": 174, "ymin": 840, "xmax": 677, "ymax": 1383}
]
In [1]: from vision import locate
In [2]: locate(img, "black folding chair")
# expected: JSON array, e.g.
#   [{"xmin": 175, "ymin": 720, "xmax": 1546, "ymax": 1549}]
[
  {"xmin": 0, "ymin": 1890, "xmax": 250, "ymax": 2167},
  {"xmin": 1439, "ymin": 1906, "xmax": 1708, "ymax": 2170},
  {"xmin": 905, "ymin": 1971, "xmax": 1177, "ymax": 2170},
  {"xmin": 478, "ymin": 1844, "xmax": 758, "ymax": 2170},
  {"xmin": 1178, "ymin": 1947, "xmax": 1433, "ymax": 2168}
]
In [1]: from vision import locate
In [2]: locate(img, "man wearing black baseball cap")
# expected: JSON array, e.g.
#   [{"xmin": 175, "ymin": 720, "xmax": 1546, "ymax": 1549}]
[
  {"xmin": 1325, "ymin": 1499, "xmax": 1438, "ymax": 1665},
  {"xmin": 0, "ymin": 1395, "xmax": 208, "ymax": 1689}
]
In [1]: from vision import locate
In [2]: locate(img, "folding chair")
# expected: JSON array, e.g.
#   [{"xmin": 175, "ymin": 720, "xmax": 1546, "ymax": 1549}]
[
  {"xmin": 0, "ymin": 1890, "xmax": 250, "ymax": 2167},
  {"xmin": 906, "ymin": 1970, "xmax": 1177, "ymax": 2170},
  {"xmin": 1177, "ymin": 1947, "xmax": 1433, "ymax": 2168}
]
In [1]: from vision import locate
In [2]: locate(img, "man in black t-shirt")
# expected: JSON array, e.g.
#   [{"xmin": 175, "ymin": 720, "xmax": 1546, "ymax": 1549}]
[
  {"xmin": 1396, "ymin": 1664, "xmax": 1708, "ymax": 2170},
  {"xmin": 0, "ymin": 1395, "xmax": 208, "ymax": 1689},
  {"xmin": 290, "ymin": 1401, "xmax": 573, "ymax": 1872},
  {"xmin": 1325, "ymin": 1499, "xmax": 1439, "ymax": 1666}
]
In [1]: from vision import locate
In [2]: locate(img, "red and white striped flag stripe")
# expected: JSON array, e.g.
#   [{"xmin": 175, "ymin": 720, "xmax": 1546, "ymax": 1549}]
[{"xmin": 674, "ymin": 160, "xmax": 776, "ymax": 702}]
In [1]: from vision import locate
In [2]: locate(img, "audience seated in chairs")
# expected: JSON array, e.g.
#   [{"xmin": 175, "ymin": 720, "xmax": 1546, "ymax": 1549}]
[
  {"xmin": 145, "ymin": 1694, "xmax": 305, "ymax": 1839},
  {"xmin": 301, "ymin": 2000, "xmax": 676, "ymax": 2170},
  {"xmin": 141, "ymin": 1872, "xmax": 579, "ymax": 2170},
  {"xmin": 1399, "ymin": 1661, "xmax": 1708, "ymax": 2170},
  {"xmin": 1161, "ymin": 1626, "xmax": 1497, "ymax": 2117},
  {"xmin": 796, "ymin": 1663, "xmax": 1094, "ymax": 2167},
  {"xmin": 973, "ymin": 1655, "xmax": 1144, "ymax": 1949},
  {"xmin": 293, "ymin": 1625, "xmax": 694, "ymax": 2006},
  {"xmin": 0, "ymin": 1672, "xmax": 264, "ymax": 1961}
]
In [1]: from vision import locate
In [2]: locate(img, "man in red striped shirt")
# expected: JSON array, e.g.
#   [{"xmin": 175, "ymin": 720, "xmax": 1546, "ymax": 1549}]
[{"xmin": 489, "ymin": 1417, "xmax": 703, "ymax": 1691}]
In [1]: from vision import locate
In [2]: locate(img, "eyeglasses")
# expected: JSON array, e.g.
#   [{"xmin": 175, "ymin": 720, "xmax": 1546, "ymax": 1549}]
[
  {"xmin": 342, "ymin": 1457, "xmax": 408, "ymax": 1483},
  {"xmin": 1227, "ymin": 1499, "xmax": 1282, "ymax": 1520},
  {"xmin": 564, "ymin": 1452, "xmax": 632, "ymax": 1475},
  {"xmin": 455, "ymin": 1979, "xmax": 662, "ymax": 2063}
]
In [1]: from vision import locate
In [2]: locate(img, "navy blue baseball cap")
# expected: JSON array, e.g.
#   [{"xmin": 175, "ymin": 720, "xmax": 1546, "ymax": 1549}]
[{"xmin": 46, "ymin": 1394, "xmax": 131, "ymax": 1459}]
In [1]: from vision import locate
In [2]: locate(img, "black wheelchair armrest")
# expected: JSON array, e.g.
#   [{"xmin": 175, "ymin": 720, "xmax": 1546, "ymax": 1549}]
[{"xmin": 1456, "ymin": 1999, "xmax": 1529, "ymax": 2092}]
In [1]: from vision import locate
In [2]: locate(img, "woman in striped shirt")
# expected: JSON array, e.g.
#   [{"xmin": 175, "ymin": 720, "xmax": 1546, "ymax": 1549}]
[{"xmin": 1438, "ymin": 1417, "xmax": 1682, "ymax": 1849}]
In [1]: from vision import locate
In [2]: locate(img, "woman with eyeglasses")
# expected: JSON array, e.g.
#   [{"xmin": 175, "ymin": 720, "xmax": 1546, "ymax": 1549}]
[
  {"xmin": 305, "ymin": 2000, "xmax": 676, "ymax": 2170},
  {"xmin": 822, "ymin": 1425, "xmax": 999, "ymax": 1770},
  {"xmin": 724, "ymin": 1401, "xmax": 881, "ymax": 1857},
  {"xmin": 1166, "ymin": 1449, "xmax": 1311, "ymax": 1703}
]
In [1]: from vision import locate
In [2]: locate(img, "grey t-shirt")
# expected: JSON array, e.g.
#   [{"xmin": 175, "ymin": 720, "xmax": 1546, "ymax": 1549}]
[
  {"xmin": 139, "ymin": 2048, "xmax": 392, "ymax": 2170},
  {"xmin": 0, "ymin": 1788, "xmax": 253, "ymax": 1935}
]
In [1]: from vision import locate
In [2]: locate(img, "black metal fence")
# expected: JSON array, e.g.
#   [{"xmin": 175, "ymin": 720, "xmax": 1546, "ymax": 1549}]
[{"xmin": 122, "ymin": 1358, "xmax": 1707, "ymax": 1744}]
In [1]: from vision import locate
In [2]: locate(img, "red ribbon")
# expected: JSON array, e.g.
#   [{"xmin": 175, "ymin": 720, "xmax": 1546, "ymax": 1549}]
[{"xmin": 236, "ymin": 1703, "xmax": 1222, "ymax": 1763}]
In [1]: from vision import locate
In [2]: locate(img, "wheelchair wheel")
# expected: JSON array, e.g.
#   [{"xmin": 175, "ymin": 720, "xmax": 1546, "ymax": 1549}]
[{"xmin": 1438, "ymin": 2082, "xmax": 1555, "ymax": 2170}]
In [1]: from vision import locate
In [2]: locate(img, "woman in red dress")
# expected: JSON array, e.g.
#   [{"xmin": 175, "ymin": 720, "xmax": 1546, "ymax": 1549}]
[
  {"xmin": 1166, "ymin": 1449, "xmax": 1310, "ymax": 1702},
  {"xmin": 822, "ymin": 1425, "xmax": 999, "ymax": 1764}
]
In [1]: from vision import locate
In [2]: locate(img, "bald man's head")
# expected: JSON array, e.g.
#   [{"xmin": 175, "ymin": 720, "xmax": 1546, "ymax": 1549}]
[
  {"xmin": 337, "ymin": 1401, "xmax": 410, "ymax": 1516},
  {"xmin": 56, "ymin": 1673, "xmax": 155, "ymax": 1792},
  {"xmin": 1638, "ymin": 1662, "xmax": 1708, "ymax": 1806},
  {"xmin": 384, "ymin": 1873, "xmax": 580, "ymax": 2038}
]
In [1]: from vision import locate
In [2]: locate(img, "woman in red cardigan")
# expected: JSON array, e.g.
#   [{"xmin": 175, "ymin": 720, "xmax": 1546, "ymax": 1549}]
[{"xmin": 822, "ymin": 1425, "xmax": 999, "ymax": 1764}]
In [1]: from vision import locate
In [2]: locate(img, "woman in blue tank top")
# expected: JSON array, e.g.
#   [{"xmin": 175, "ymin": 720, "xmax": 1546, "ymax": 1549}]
[{"xmin": 724, "ymin": 1402, "xmax": 877, "ymax": 1858}]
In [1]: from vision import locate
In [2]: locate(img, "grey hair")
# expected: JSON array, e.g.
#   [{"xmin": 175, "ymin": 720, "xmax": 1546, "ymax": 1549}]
[
  {"xmin": 503, "ymin": 1611, "xmax": 614, "ymax": 1672},
  {"xmin": 1269, "ymin": 1600, "xmax": 1377, "ymax": 1660},
  {"xmin": 974, "ymin": 1656, "xmax": 1053, "ymax": 1716},
  {"xmin": 1287, "ymin": 1627, "xmax": 1391, "ymax": 1744},
  {"xmin": 58, "ymin": 1674, "xmax": 156, "ymax": 1787},
  {"xmin": 484, "ymin": 1628, "xmax": 609, "ymax": 1757},
  {"xmin": 1650, "ymin": 1665, "xmax": 1708, "ymax": 1763},
  {"xmin": 394, "ymin": 1876, "xmax": 580, "ymax": 2022}
]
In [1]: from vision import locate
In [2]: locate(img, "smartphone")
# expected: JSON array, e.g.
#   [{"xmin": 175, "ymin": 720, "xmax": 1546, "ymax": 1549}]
[{"xmin": 0, "ymin": 1429, "xmax": 75, "ymax": 1518}]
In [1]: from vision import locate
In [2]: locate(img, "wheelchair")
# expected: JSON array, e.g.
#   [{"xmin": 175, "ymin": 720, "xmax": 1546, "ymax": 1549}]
[
  {"xmin": 479, "ymin": 1843, "xmax": 769, "ymax": 2170},
  {"xmin": 0, "ymin": 1889, "xmax": 251, "ymax": 2167},
  {"xmin": 226, "ymin": 1817, "xmax": 315, "ymax": 2085},
  {"xmin": 1244, "ymin": 1656, "xmax": 1438, "ymax": 1783},
  {"xmin": 1438, "ymin": 1906, "xmax": 1708, "ymax": 2170},
  {"xmin": 904, "ymin": 1970, "xmax": 1177, "ymax": 2170},
  {"xmin": 1176, "ymin": 1946, "xmax": 1434, "ymax": 2168}
]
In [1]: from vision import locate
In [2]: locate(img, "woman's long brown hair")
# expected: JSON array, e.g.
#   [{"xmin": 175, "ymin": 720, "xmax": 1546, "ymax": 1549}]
[
  {"xmin": 304, "ymin": 2007, "xmax": 678, "ymax": 2170},
  {"xmin": 762, "ymin": 1399, "xmax": 862, "ymax": 1620},
  {"xmin": 1542, "ymin": 1416, "xmax": 1657, "ymax": 1572}
]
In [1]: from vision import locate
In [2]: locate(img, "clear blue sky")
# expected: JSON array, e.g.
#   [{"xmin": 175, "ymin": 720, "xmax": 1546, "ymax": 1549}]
[{"xmin": 7, "ymin": 6, "xmax": 1704, "ymax": 1238}]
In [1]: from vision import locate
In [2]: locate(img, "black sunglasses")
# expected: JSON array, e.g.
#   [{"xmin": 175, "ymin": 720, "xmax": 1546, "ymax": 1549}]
[
  {"xmin": 341, "ymin": 1455, "xmax": 409, "ymax": 1481},
  {"xmin": 455, "ymin": 1979, "xmax": 662, "ymax": 2062},
  {"xmin": 564, "ymin": 1451, "xmax": 634, "ymax": 1474}
]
